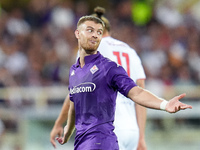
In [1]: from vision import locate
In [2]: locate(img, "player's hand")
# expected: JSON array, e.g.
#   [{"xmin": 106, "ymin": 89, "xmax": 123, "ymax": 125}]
[
  {"xmin": 56, "ymin": 125, "xmax": 70, "ymax": 145},
  {"xmin": 50, "ymin": 124, "xmax": 64, "ymax": 148},
  {"xmin": 166, "ymin": 93, "xmax": 192, "ymax": 113},
  {"xmin": 137, "ymin": 138, "xmax": 147, "ymax": 150}
]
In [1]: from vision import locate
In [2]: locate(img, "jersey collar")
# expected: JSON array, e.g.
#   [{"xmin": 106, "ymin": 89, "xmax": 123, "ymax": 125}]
[{"xmin": 75, "ymin": 51, "xmax": 101, "ymax": 67}]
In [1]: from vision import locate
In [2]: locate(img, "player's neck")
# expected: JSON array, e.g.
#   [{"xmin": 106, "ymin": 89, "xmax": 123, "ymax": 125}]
[{"xmin": 79, "ymin": 49, "xmax": 97, "ymax": 68}]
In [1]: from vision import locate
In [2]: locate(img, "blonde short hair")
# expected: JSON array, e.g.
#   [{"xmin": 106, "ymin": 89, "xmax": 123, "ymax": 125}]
[{"xmin": 77, "ymin": 15, "xmax": 105, "ymax": 29}]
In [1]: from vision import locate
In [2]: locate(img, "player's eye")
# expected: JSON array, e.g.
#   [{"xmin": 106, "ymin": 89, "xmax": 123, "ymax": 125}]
[
  {"xmin": 87, "ymin": 29, "xmax": 93, "ymax": 33},
  {"xmin": 97, "ymin": 31, "xmax": 103, "ymax": 35}
]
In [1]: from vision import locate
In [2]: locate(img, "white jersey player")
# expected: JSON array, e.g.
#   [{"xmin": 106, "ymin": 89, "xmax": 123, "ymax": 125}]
[
  {"xmin": 89, "ymin": 7, "xmax": 147, "ymax": 150},
  {"xmin": 98, "ymin": 36, "xmax": 146, "ymax": 150}
]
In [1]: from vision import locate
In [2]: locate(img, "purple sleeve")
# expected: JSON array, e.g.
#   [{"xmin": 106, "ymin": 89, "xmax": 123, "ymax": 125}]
[{"xmin": 107, "ymin": 64, "xmax": 137, "ymax": 97}]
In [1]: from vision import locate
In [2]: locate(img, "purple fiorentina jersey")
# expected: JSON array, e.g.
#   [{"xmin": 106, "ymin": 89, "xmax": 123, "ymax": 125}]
[{"xmin": 68, "ymin": 52, "xmax": 137, "ymax": 150}]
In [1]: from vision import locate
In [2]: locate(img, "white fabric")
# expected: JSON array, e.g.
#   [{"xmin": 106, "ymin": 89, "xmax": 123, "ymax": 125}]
[
  {"xmin": 98, "ymin": 37, "xmax": 146, "ymax": 149},
  {"xmin": 160, "ymin": 100, "xmax": 168, "ymax": 110},
  {"xmin": 114, "ymin": 129, "xmax": 139, "ymax": 150},
  {"xmin": 98, "ymin": 37, "xmax": 146, "ymax": 82}
]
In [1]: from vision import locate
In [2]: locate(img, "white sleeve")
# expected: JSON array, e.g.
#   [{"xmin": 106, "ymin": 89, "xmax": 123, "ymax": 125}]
[{"xmin": 129, "ymin": 49, "xmax": 146, "ymax": 81}]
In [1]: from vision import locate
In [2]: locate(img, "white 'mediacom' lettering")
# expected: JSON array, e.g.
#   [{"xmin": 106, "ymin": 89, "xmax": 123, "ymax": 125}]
[{"xmin": 70, "ymin": 82, "xmax": 96, "ymax": 94}]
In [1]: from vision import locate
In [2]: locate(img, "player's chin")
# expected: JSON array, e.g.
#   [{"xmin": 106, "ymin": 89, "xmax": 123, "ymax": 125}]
[
  {"xmin": 85, "ymin": 46, "xmax": 99, "ymax": 53},
  {"xmin": 90, "ymin": 44, "xmax": 99, "ymax": 50},
  {"xmin": 89, "ymin": 41, "xmax": 100, "ymax": 48}
]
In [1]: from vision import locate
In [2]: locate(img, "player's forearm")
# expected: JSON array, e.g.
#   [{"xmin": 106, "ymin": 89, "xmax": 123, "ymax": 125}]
[
  {"xmin": 64, "ymin": 101, "xmax": 76, "ymax": 142},
  {"xmin": 129, "ymin": 86, "xmax": 192, "ymax": 113},
  {"xmin": 128, "ymin": 86, "xmax": 163, "ymax": 110},
  {"xmin": 135, "ymin": 79, "xmax": 146, "ymax": 140},
  {"xmin": 55, "ymin": 95, "xmax": 70, "ymax": 126},
  {"xmin": 135, "ymin": 104, "xmax": 146, "ymax": 140}
]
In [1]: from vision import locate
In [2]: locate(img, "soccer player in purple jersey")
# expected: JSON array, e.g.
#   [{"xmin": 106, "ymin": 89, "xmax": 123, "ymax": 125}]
[
  {"xmin": 54, "ymin": 16, "xmax": 192, "ymax": 150},
  {"xmin": 51, "ymin": 7, "xmax": 147, "ymax": 150}
]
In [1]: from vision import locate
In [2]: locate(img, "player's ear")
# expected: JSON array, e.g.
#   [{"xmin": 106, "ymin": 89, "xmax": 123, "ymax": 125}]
[{"xmin": 75, "ymin": 29, "xmax": 79, "ymax": 39}]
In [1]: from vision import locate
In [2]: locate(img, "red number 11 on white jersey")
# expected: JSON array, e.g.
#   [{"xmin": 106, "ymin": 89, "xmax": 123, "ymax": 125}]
[{"xmin": 113, "ymin": 51, "xmax": 130, "ymax": 77}]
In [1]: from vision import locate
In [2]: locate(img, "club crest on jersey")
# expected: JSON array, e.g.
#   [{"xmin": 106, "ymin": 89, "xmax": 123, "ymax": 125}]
[
  {"xmin": 90, "ymin": 65, "xmax": 98, "ymax": 74},
  {"xmin": 71, "ymin": 70, "xmax": 75, "ymax": 76}
]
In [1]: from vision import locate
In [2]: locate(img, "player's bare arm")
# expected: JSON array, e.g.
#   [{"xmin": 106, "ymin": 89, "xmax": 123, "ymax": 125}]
[
  {"xmin": 128, "ymin": 86, "xmax": 192, "ymax": 113},
  {"xmin": 135, "ymin": 79, "xmax": 147, "ymax": 150},
  {"xmin": 56, "ymin": 101, "xmax": 75, "ymax": 145},
  {"xmin": 50, "ymin": 95, "xmax": 70, "ymax": 148}
]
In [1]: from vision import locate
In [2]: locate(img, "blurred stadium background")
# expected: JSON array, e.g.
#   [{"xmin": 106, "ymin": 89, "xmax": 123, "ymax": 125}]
[{"xmin": 0, "ymin": 0, "xmax": 200, "ymax": 150}]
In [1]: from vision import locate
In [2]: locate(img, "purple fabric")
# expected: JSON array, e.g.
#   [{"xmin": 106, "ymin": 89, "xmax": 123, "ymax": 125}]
[{"xmin": 68, "ymin": 52, "xmax": 137, "ymax": 149}]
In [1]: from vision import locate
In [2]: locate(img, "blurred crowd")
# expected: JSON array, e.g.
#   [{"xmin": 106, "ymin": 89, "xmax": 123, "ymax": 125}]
[
  {"xmin": 0, "ymin": 1, "xmax": 200, "ymax": 149},
  {"xmin": 0, "ymin": 0, "xmax": 200, "ymax": 97}
]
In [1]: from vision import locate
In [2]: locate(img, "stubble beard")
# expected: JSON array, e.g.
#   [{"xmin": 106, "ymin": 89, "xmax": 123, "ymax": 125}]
[{"xmin": 82, "ymin": 40, "xmax": 100, "ymax": 54}]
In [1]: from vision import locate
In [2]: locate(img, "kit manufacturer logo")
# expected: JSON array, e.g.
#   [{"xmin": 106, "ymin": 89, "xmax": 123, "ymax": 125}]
[{"xmin": 71, "ymin": 70, "xmax": 75, "ymax": 76}]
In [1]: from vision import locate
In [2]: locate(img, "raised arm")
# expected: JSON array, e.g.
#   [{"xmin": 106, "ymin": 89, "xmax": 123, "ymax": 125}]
[
  {"xmin": 128, "ymin": 86, "xmax": 192, "ymax": 113},
  {"xmin": 50, "ymin": 94, "xmax": 70, "ymax": 148},
  {"xmin": 56, "ymin": 101, "xmax": 76, "ymax": 145}
]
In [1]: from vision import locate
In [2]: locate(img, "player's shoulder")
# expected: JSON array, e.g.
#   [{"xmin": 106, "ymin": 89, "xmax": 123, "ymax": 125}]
[
  {"xmin": 102, "ymin": 37, "xmax": 129, "ymax": 47},
  {"xmin": 100, "ymin": 54, "xmax": 116, "ymax": 64},
  {"xmin": 69, "ymin": 63, "xmax": 77, "ymax": 75},
  {"xmin": 69, "ymin": 58, "xmax": 80, "ymax": 73},
  {"xmin": 99, "ymin": 54, "xmax": 119, "ymax": 68},
  {"xmin": 103, "ymin": 37, "xmax": 138, "ymax": 52}
]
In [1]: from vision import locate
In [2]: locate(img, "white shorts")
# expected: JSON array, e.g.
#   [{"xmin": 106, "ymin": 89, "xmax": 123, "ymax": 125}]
[{"xmin": 114, "ymin": 129, "xmax": 139, "ymax": 150}]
